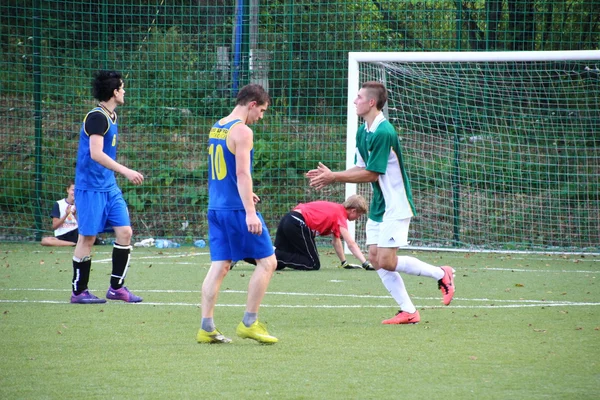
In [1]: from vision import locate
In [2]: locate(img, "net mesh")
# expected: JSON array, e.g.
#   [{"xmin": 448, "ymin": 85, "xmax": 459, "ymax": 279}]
[
  {"xmin": 1, "ymin": 1, "xmax": 598, "ymax": 252},
  {"xmin": 354, "ymin": 58, "xmax": 600, "ymax": 251}
]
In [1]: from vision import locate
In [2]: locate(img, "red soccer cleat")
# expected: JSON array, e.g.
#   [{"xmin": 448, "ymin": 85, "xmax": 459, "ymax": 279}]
[
  {"xmin": 382, "ymin": 310, "xmax": 421, "ymax": 325},
  {"xmin": 438, "ymin": 266, "xmax": 455, "ymax": 305}
]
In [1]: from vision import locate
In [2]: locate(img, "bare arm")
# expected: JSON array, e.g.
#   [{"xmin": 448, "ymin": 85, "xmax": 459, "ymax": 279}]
[
  {"xmin": 51, "ymin": 204, "xmax": 75, "ymax": 230},
  {"xmin": 229, "ymin": 124, "xmax": 262, "ymax": 235},
  {"xmin": 339, "ymin": 226, "xmax": 368, "ymax": 264},
  {"xmin": 89, "ymin": 135, "xmax": 144, "ymax": 185},
  {"xmin": 331, "ymin": 236, "xmax": 346, "ymax": 263},
  {"xmin": 307, "ymin": 163, "xmax": 379, "ymax": 190}
]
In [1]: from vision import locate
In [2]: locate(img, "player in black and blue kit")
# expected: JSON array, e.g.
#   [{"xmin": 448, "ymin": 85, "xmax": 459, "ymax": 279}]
[
  {"xmin": 70, "ymin": 70, "xmax": 145, "ymax": 304},
  {"xmin": 197, "ymin": 84, "xmax": 278, "ymax": 344}
]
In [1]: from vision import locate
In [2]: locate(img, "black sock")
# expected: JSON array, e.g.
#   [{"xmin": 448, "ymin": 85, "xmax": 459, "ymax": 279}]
[
  {"xmin": 72, "ymin": 256, "xmax": 91, "ymax": 295},
  {"xmin": 110, "ymin": 243, "xmax": 131, "ymax": 289}
]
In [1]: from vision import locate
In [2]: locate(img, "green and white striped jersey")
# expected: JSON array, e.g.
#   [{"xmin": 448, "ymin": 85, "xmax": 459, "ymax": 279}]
[{"xmin": 354, "ymin": 113, "xmax": 416, "ymax": 222}]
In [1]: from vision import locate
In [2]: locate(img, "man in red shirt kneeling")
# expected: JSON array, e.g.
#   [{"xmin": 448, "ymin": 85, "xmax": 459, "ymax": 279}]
[{"xmin": 273, "ymin": 194, "xmax": 372, "ymax": 271}]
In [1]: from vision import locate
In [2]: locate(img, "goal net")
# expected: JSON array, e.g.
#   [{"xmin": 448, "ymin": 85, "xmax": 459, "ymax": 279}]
[{"xmin": 346, "ymin": 51, "xmax": 600, "ymax": 253}]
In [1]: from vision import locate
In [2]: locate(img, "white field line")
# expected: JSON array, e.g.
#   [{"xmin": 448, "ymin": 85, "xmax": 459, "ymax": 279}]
[
  {"xmin": 0, "ymin": 287, "xmax": 594, "ymax": 302},
  {"xmin": 87, "ymin": 262, "xmax": 600, "ymax": 272},
  {"xmin": 1, "ymin": 288, "xmax": 598, "ymax": 308},
  {"xmin": 91, "ymin": 256, "xmax": 600, "ymax": 272},
  {"xmin": 475, "ymin": 267, "xmax": 598, "ymax": 273},
  {"xmin": 0, "ymin": 299, "xmax": 597, "ymax": 309},
  {"xmin": 32, "ymin": 249, "xmax": 600, "ymax": 262},
  {"xmin": 92, "ymin": 252, "xmax": 209, "ymax": 263},
  {"xmin": 74, "ymin": 251, "xmax": 600, "ymax": 264}
]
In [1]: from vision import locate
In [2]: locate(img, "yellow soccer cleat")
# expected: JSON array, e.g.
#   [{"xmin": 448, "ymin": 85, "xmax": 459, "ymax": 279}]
[
  {"xmin": 236, "ymin": 321, "xmax": 278, "ymax": 344},
  {"xmin": 196, "ymin": 328, "xmax": 232, "ymax": 344}
]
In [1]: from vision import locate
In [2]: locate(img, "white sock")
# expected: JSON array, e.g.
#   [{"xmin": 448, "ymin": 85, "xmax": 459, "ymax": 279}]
[
  {"xmin": 396, "ymin": 256, "xmax": 444, "ymax": 280},
  {"xmin": 377, "ymin": 269, "xmax": 416, "ymax": 313}
]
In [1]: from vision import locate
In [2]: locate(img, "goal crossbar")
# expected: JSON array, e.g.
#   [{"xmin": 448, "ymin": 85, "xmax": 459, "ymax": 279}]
[{"xmin": 345, "ymin": 50, "xmax": 600, "ymax": 254}]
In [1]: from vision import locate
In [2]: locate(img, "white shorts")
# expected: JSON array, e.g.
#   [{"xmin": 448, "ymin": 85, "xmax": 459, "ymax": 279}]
[{"xmin": 365, "ymin": 218, "xmax": 411, "ymax": 248}]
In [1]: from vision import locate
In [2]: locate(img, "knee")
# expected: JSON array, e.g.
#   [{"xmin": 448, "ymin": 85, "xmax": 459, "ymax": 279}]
[
  {"xmin": 114, "ymin": 227, "xmax": 133, "ymax": 244},
  {"xmin": 310, "ymin": 258, "xmax": 321, "ymax": 270},
  {"xmin": 261, "ymin": 256, "xmax": 278, "ymax": 273}
]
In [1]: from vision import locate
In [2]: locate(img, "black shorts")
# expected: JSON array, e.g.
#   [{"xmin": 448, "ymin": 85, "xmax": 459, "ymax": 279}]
[{"xmin": 56, "ymin": 229, "xmax": 79, "ymax": 244}]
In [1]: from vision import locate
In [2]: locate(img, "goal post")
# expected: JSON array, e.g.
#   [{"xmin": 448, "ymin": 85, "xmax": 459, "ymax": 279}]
[{"xmin": 346, "ymin": 50, "xmax": 600, "ymax": 253}]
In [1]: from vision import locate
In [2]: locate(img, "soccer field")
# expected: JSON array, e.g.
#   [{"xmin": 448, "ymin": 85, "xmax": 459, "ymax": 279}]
[{"xmin": 0, "ymin": 244, "xmax": 598, "ymax": 399}]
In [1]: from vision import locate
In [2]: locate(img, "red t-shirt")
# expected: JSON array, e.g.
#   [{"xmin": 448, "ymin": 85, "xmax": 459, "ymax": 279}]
[{"xmin": 294, "ymin": 201, "xmax": 348, "ymax": 238}]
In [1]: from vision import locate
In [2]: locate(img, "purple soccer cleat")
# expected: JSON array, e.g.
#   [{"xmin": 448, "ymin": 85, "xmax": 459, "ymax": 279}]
[
  {"xmin": 70, "ymin": 290, "xmax": 107, "ymax": 304},
  {"xmin": 106, "ymin": 286, "xmax": 143, "ymax": 303}
]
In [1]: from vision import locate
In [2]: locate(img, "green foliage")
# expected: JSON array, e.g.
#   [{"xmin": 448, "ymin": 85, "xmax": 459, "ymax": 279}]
[{"xmin": 1, "ymin": 1, "xmax": 599, "ymax": 249}]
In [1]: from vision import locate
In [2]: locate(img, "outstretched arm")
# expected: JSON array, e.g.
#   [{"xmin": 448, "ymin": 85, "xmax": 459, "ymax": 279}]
[
  {"xmin": 339, "ymin": 227, "xmax": 368, "ymax": 264},
  {"xmin": 306, "ymin": 163, "xmax": 378, "ymax": 190},
  {"xmin": 331, "ymin": 236, "xmax": 346, "ymax": 263}
]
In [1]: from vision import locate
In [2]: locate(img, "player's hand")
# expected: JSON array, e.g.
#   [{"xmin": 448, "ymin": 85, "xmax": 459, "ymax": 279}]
[
  {"xmin": 123, "ymin": 168, "xmax": 144, "ymax": 185},
  {"xmin": 307, "ymin": 162, "xmax": 335, "ymax": 190},
  {"xmin": 252, "ymin": 193, "xmax": 261, "ymax": 205},
  {"xmin": 340, "ymin": 260, "xmax": 362, "ymax": 269},
  {"xmin": 305, "ymin": 165, "xmax": 321, "ymax": 179},
  {"xmin": 246, "ymin": 213, "xmax": 262, "ymax": 235}
]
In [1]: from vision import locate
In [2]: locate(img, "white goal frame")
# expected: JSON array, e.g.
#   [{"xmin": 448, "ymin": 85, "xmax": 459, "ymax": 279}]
[{"xmin": 345, "ymin": 50, "xmax": 600, "ymax": 254}]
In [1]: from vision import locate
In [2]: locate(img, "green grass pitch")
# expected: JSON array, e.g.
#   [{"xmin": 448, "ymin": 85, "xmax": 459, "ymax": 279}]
[{"xmin": 0, "ymin": 244, "xmax": 598, "ymax": 399}]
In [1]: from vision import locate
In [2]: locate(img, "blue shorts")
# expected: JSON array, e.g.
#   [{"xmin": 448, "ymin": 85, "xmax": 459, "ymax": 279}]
[
  {"xmin": 75, "ymin": 188, "xmax": 130, "ymax": 236},
  {"xmin": 208, "ymin": 209, "xmax": 274, "ymax": 262}
]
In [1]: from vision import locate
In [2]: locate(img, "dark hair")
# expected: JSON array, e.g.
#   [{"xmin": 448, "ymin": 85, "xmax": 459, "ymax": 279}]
[
  {"xmin": 235, "ymin": 84, "xmax": 270, "ymax": 107},
  {"xmin": 92, "ymin": 70, "xmax": 123, "ymax": 102},
  {"xmin": 362, "ymin": 81, "xmax": 388, "ymax": 110}
]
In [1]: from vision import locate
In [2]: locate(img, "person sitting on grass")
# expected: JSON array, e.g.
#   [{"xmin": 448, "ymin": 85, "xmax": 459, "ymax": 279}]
[
  {"xmin": 41, "ymin": 181, "xmax": 79, "ymax": 247},
  {"xmin": 41, "ymin": 181, "xmax": 105, "ymax": 247}
]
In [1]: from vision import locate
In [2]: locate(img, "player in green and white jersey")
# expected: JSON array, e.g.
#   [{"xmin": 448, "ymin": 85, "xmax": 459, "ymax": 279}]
[{"xmin": 307, "ymin": 81, "xmax": 455, "ymax": 324}]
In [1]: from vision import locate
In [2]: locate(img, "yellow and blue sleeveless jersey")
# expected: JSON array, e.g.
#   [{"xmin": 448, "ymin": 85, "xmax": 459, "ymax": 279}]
[
  {"xmin": 208, "ymin": 118, "xmax": 252, "ymax": 210},
  {"xmin": 75, "ymin": 107, "xmax": 118, "ymax": 191}
]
